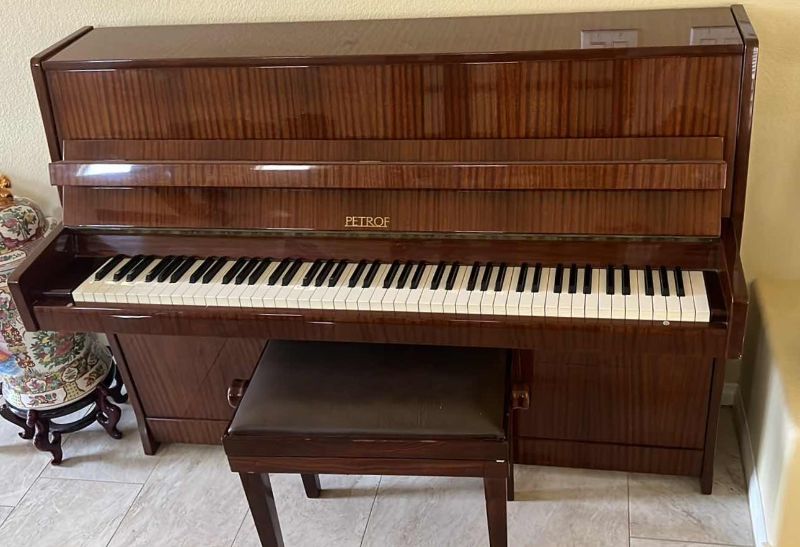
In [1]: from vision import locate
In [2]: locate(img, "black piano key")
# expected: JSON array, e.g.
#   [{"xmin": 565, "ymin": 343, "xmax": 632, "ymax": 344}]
[
  {"xmin": 430, "ymin": 262, "xmax": 446, "ymax": 290},
  {"xmin": 553, "ymin": 264, "xmax": 564, "ymax": 294},
  {"xmin": 532, "ymin": 263, "xmax": 543, "ymax": 293},
  {"xmin": 583, "ymin": 264, "xmax": 592, "ymax": 294},
  {"xmin": 516, "ymin": 263, "xmax": 529, "ymax": 292},
  {"xmin": 467, "ymin": 262, "xmax": 481, "ymax": 291},
  {"xmin": 202, "ymin": 257, "xmax": 229, "ymax": 284},
  {"xmin": 409, "ymin": 261, "xmax": 427, "ymax": 290},
  {"xmin": 480, "ymin": 263, "xmax": 494, "ymax": 291},
  {"xmin": 396, "ymin": 262, "xmax": 414, "ymax": 289},
  {"xmin": 146, "ymin": 256, "xmax": 174, "ymax": 282},
  {"xmin": 568, "ymin": 264, "xmax": 578, "ymax": 294},
  {"xmin": 268, "ymin": 258, "xmax": 292, "ymax": 285},
  {"xmin": 191, "ymin": 257, "xmax": 217, "ymax": 284},
  {"xmin": 674, "ymin": 267, "xmax": 686, "ymax": 297},
  {"xmin": 95, "ymin": 255, "xmax": 125, "ymax": 281},
  {"xmin": 281, "ymin": 259, "xmax": 303, "ymax": 286},
  {"xmin": 314, "ymin": 259, "xmax": 336, "ymax": 287},
  {"xmin": 659, "ymin": 266, "xmax": 670, "ymax": 296},
  {"xmin": 158, "ymin": 256, "xmax": 187, "ymax": 282},
  {"xmin": 235, "ymin": 258, "xmax": 260, "ymax": 285},
  {"xmin": 622, "ymin": 265, "xmax": 631, "ymax": 296},
  {"xmin": 382, "ymin": 260, "xmax": 401, "ymax": 289},
  {"xmin": 644, "ymin": 266, "xmax": 655, "ymax": 296},
  {"xmin": 113, "ymin": 255, "xmax": 144, "ymax": 282},
  {"xmin": 222, "ymin": 258, "xmax": 248, "ymax": 284},
  {"xmin": 445, "ymin": 262, "xmax": 461, "ymax": 290},
  {"xmin": 348, "ymin": 260, "xmax": 368, "ymax": 288},
  {"xmin": 247, "ymin": 258, "xmax": 272, "ymax": 285},
  {"xmin": 327, "ymin": 260, "xmax": 348, "ymax": 287},
  {"xmin": 302, "ymin": 259, "xmax": 323, "ymax": 287},
  {"xmin": 125, "ymin": 255, "xmax": 155, "ymax": 282},
  {"xmin": 170, "ymin": 257, "xmax": 196, "ymax": 283},
  {"xmin": 606, "ymin": 265, "xmax": 615, "ymax": 295},
  {"xmin": 494, "ymin": 263, "xmax": 507, "ymax": 292},
  {"xmin": 362, "ymin": 260, "xmax": 381, "ymax": 288}
]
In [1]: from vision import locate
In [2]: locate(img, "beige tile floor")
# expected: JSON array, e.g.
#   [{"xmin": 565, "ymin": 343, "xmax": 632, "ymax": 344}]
[{"xmin": 0, "ymin": 407, "xmax": 754, "ymax": 547}]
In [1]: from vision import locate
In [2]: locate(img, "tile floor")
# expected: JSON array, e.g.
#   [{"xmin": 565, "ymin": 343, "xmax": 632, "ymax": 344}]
[{"xmin": 0, "ymin": 407, "xmax": 754, "ymax": 547}]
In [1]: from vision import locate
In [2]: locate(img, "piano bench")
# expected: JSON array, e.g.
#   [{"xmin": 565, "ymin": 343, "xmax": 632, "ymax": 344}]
[{"xmin": 223, "ymin": 340, "xmax": 512, "ymax": 547}]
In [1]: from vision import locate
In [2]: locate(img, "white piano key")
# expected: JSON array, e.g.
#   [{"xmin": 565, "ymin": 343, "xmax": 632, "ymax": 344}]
[
  {"xmin": 531, "ymin": 267, "xmax": 548, "ymax": 317},
  {"xmin": 466, "ymin": 265, "xmax": 485, "ymax": 314},
  {"xmin": 690, "ymin": 271, "xmax": 710, "ymax": 322},
  {"xmin": 480, "ymin": 266, "xmax": 500, "ymax": 314},
  {"xmin": 207, "ymin": 261, "xmax": 244, "ymax": 307},
  {"xmin": 322, "ymin": 263, "xmax": 355, "ymax": 311},
  {"xmin": 636, "ymin": 269, "xmax": 653, "ymax": 320},
  {"xmin": 585, "ymin": 268, "xmax": 600, "ymax": 319},
  {"xmin": 443, "ymin": 266, "xmax": 467, "ymax": 314},
  {"xmin": 169, "ymin": 261, "xmax": 207, "ymax": 305},
  {"xmin": 544, "ymin": 268, "xmax": 559, "ymax": 317},
  {"xmin": 611, "ymin": 268, "xmax": 625, "ymax": 320},
  {"xmin": 678, "ymin": 269, "xmax": 696, "ymax": 322},
  {"xmin": 190, "ymin": 260, "xmax": 233, "ymax": 306},
  {"xmin": 359, "ymin": 264, "xmax": 388, "ymax": 311},
  {"xmin": 240, "ymin": 261, "xmax": 278, "ymax": 308},
  {"xmin": 598, "ymin": 268, "xmax": 612, "ymax": 319},
  {"xmin": 94, "ymin": 258, "xmax": 132, "ymax": 303},
  {"xmin": 369, "ymin": 264, "xmax": 395, "ymax": 311},
  {"xmin": 73, "ymin": 257, "xmax": 120, "ymax": 303},
  {"xmin": 294, "ymin": 263, "xmax": 323, "ymax": 309},
  {"xmin": 625, "ymin": 270, "xmax": 639, "ymax": 320},
  {"xmin": 394, "ymin": 263, "xmax": 420, "ymax": 313},
  {"xmin": 571, "ymin": 268, "xmax": 585, "ymax": 319},
  {"xmin": 380, "ymin": 263, "xmax": 409, "ymax": 312},
  {"xmin": 666, "ymin": 270, "xmax": 681, "ymax": 321},
  {"xmin": 456, "ymin": 264, "xmax": 478, "ymax": 314},
  {"xmin": 281, "ymin": 262, "xmax": 313, "ymax": 308},
  {"xmin": 504, "ymin": 267, "xmax": 523, "ymax": 316},
  {"xmin": 406, "ymin": 266, "xmax": 434, "ymax": 313},
  {"xmin": 492, "ymin": 267, "xmax": 514, "ymax": 315},
  {"xmin": 252, "ymin": 263, "xmax": 288, "ymax": 309}
]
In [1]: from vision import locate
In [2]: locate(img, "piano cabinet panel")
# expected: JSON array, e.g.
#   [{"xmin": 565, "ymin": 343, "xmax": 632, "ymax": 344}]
[
  {"xmin": 114, "ymin": 334, "xmax": 266, "ymax": 421},
  {"xmin": 62, "ymin": 186, "xmax": 724, "ymax": 237},
  {"xmin": 513, "ymin": 349, "xmax": 712, "ymax": 450}
]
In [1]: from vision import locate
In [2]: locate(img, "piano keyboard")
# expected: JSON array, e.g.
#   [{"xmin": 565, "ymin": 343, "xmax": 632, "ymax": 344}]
[{"xmin": 72, "ymin": 256, "xmax": 711, "ymax": 322}]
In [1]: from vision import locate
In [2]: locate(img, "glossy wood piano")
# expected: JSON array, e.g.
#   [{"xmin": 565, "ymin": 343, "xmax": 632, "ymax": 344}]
[{"xmin": 13, "ymin": 5, "xmax": 757, "ymax": 494}]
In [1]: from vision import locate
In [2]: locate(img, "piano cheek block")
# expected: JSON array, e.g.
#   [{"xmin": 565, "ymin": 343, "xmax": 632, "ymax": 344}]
[{"xmin": 21, "ymin": 5, "xmax": 754, "ymax": 496}]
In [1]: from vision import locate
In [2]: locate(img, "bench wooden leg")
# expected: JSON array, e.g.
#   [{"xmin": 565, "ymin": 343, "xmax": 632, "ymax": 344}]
[
  {"xmin": 240, "ymin": 473, "xmax": 284, "ymax": 547},
  {"xmin": 483, "ymin": 476, "xmax": 508, "ymax": 547},
  {"xmin": 301, "ymin": 473, "xmax": 321, "ymax": 498},
  {"xmin": 507, "ymin": 462, "xmax": 515, "ymax": 502}
]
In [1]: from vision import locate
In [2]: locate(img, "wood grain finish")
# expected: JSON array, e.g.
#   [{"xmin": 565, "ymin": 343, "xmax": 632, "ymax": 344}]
[
  {"xmin": 63, "ymin": 137, "xmax": 726, "ymax": 163},
  {"xmin": 50, "ymin": 161, "xmax": 726, "ymax": 191},
  {"xmin": 62, "ymin": 186, "xmax": 723, "ymax": 236},
  {"xmin": 116, "ymin": 335, "xmax": 266, "ymax": 420},
  {"xmin": 20, "ymin": 7, "xmax": 758, "ymax": 493},
  {"xmin": 515, "ymin": 350, "xmax": 712, "ymax": 448},
  {"xmin": 44, "ymin": 8, "xmax": 740, "ymax": 69},
  {"xmin": 514, "ymin": 438, "xmax": 703, "ymax": 476}
]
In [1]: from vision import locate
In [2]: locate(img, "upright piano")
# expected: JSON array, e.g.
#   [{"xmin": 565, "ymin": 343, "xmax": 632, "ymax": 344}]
[{"xmin": 13, "ymin": 6, "xmax": 757, "ymax": 494}]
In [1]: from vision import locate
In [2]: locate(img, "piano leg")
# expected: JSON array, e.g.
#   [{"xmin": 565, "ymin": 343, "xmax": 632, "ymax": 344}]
[
  {"xmin": 108, "ymin": 334, "xmax": 160, "ymax": 455},
  {"xmin": 700, "ymin": 357, "xmax": 727, "ymax": 495},
  {"xmin": 301, "ymin": 473, "xmax": 321, "ymax": 498}
]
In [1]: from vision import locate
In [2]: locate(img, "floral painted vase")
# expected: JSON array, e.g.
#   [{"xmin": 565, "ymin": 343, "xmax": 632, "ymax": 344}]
[{"xmin": 0, "ymin": 187, "xmax": 112, "ymax": 410}]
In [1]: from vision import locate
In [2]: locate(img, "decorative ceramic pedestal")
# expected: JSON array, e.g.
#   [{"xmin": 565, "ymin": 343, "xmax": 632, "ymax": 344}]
[{"xmin": 0, "ymin": 175, "xmax": 125, "ymax": 463}]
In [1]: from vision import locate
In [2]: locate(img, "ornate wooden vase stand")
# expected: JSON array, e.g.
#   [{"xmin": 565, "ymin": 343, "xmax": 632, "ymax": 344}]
[{"xmin": 0, "ymin": 365, "xmax": 127, "ymax": 464}]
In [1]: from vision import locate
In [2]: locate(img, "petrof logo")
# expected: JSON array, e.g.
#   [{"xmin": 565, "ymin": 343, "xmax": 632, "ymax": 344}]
[{"xmin": 344, "ymin": 216, "xmax": 391, "ymax": 229}]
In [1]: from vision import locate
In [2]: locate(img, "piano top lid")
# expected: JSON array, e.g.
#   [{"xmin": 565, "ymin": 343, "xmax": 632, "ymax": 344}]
[{"xmin": 43, "ymin": 7, "xmax": 742, "ymax": 69}]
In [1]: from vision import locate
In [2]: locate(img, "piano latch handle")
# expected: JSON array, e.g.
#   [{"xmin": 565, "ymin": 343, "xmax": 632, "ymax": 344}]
[
  {"xmin": 511, "ymin": 383, "xmax": 530, "ymax": 410},
  {"xmin": 227, "ymin": 378, "xmax": 250, "ymax": 408}
]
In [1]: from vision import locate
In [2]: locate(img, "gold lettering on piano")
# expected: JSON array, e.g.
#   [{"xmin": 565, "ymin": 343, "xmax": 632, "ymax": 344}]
[{"xmin": 344, "ymin": 216, "xmax": 391, "ymax": 229}]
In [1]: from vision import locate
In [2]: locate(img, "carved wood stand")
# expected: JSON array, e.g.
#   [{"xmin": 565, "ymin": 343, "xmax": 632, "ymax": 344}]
[{"xmin": 0, "ymin": 364, "xmax": 127, "ymax": 464}]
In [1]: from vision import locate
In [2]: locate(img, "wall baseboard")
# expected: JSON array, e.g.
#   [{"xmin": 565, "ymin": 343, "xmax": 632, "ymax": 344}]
[{"xmin": 733, "ymin": 390, "xmax": 771, "ymax": 547}]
